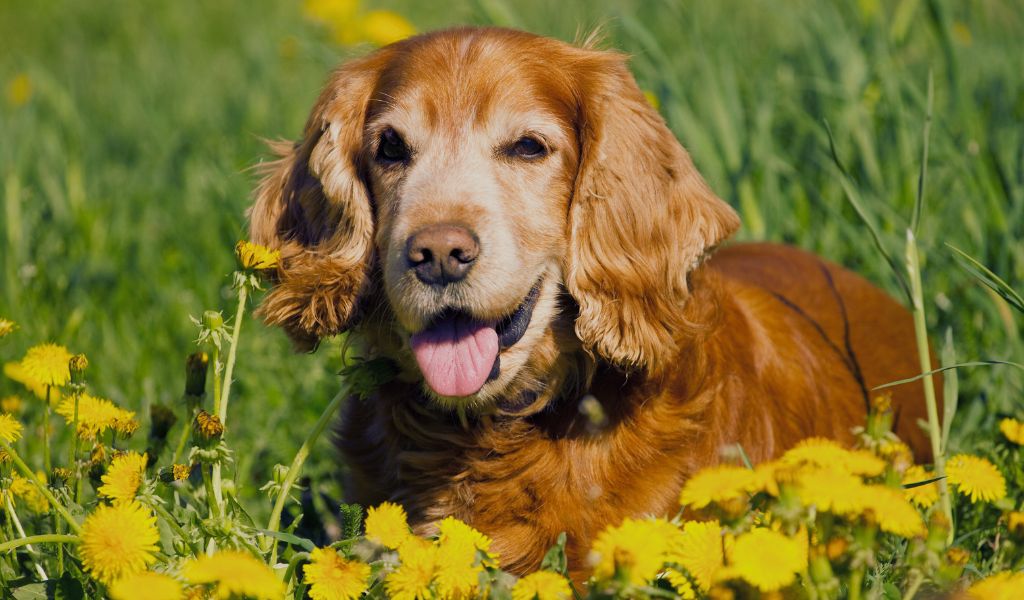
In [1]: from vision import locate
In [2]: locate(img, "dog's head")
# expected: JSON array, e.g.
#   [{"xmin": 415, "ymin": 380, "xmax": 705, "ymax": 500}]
[{"xmin": 249, "ymin": 27, "xmax": 739, "ymax": 410}]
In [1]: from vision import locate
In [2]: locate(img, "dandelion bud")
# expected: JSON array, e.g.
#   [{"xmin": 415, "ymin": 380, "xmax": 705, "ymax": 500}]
[
  {"xmin": 1006, "ymin": 511, "xmax": 1024, "ymax": 538},
  {"xmin": 159, "ymin": 463, "xmax": 192, "ymax": 484},
  {"xmin": 1, "ymin": 395, "xmax": 22, "ymax": 415},
  {"xmin": 202, "ymin": 311, "xmax": 224, "ymax": 332},
  {"xmin": 926, "ymin": 511, "xmax": 951, "ymax": 552},
  {"xmin": 69, "ymin": 354, "xmax": 88, "ymax": 386},
  {"xmin": 195, "ymin": 410, "xmax": 224, "ymax": 441},
  {"xmin": 809, "ymin": 545, "xmax": 837, "ymax": 585},
  {"xmin": 866, "ymin": 392, "xmax": 894, "ymax": 438},
  {"xmin": 89, "ymin": 443, "xmax": 107, "ymax": 466},
  {"xmin": 50, "ymin": 467, "xmax": 72, "ymax": 488},
  {"xmin": 149, "ymin": 403, "xmax": 177, "ymax": 441},
  {"xmin": 184, "ymin": 352, "xmax": 209, "ymax": 401},
  {"xmin": 825, "ymin": 537, "xmax": 849, "ymax": 561},
  {"xmin": 936, "ymin": 546, "xmax": 970, "ymax": 584}
]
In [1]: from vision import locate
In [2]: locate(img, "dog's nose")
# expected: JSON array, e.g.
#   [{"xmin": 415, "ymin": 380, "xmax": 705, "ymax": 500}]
[{"xmin": 406, "ymin": 224, "xmax": 479, "ymax": 285}]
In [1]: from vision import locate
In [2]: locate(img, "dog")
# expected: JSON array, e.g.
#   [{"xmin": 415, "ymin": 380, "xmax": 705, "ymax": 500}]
[{"xmin": 248, "ymin": 26, "xmax": 933, "ymax": 576}]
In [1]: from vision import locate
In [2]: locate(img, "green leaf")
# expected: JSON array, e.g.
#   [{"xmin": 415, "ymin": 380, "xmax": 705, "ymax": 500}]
[
  {"xmin": 540, "ymin": 532, "xmax": 568, "ymax": 575},
  {"xmin": 824, "ymin": 120, "xmax": 913, "ymax": 305},
  {"xmin": 257, "ymin": 528, "xmax": 316, "ymax": 552},
  {"xmin": 948, "ymin": 244, "xmax": 1024, "ymax": 314},
  {"xmin": 337, "ymin": 503, "xmax": 364, "ymax": 540},
  {"xmin": 903, "ymin": 476, "xmax": 945, "ymax": 489}
]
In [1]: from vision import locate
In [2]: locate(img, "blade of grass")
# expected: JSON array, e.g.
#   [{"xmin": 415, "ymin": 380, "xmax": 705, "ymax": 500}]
[
  {"xmin": 948, "ymin": 244, "xmax": 1024, "ymax": 314},
  {"xmin": 940, "ymin": 327, "xmax": 958, "ymax": 455},
  {"xmin": 825, "ymin": 120, "xmax": 913, "ymax": 304},
  {"xmin": 872, "ymin": 360, "xmax": 1024, "ymax": 390},
  {"xmin": 911, "ymin": 70, "xmax": 933, "ymax": 234}
]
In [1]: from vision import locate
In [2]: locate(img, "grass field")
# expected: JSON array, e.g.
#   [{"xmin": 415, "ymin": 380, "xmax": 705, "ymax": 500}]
[{"xmin": 2, "ymin": 0, "xmax": 1022, "ymax": 558}]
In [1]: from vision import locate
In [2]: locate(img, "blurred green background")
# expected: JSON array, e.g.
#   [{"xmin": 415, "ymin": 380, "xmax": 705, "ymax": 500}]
[{"xmin": 1, "ymin": 0, "xmax": 1022, "ymax": 519}]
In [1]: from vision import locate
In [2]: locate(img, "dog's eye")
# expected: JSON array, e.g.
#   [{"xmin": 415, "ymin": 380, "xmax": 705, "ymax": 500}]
[
  {"xmin": 377, "ymin": 128, "xmax": 409, "ymax": 164},
  {"xmin": 508, "ymin": 136, "xmax": 547, "ymax": 159}
]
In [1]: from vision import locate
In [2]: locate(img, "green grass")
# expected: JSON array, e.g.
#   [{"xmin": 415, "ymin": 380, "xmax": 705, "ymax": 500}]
[{"xmin": 1, "ymin": 0, "xmax": 1022, "ymax": 522}]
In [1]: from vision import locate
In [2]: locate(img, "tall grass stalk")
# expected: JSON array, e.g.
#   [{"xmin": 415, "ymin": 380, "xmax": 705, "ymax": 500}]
[
  {"xmin": 265, "ymin": 380, "xmax": 352, "ymax": 566},
  {"xmin": 906, "ymin": 230, "xmax": 953, "ymax": 536}
]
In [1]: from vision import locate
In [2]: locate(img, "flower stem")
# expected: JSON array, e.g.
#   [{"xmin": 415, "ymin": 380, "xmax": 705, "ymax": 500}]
[
  {"xmin": 265, "ymin": 382, "xmax": 352, "ymax": 565},
  {"xmin": 0, "ymin": 534, "xmax": 79, "ymax": 554},
  {"xmin": 0, "ymin": 440, "xmax": 82, "ymax": 535},
  {"xmin": 849, "ymin": 567, "xmax": 864, "ymax": 600},
  {"xmin": 42, "ymin": 386, "xmax": 51, "ymax": 474},
  {"xmin": 69, "ymin": 388, "xmax": 81, "ymax": 504},
  {"xmin": 210, "ymin": 285, "xmax": 247, "ymax": 524},
  {"xmin": 202, "ymin": 464, "xmax": 220, "ymax": 521},
  {"xmin": 219, "ymin": 284, "xmax": 248, "ymax": 425},
  {"xmin": 283, "ymin": 551, "xmax": 310, "ymax": 586},
  {"xmin": 171, "ymin": 409, "xmax": 194, "ymax": 466},
  {"xmin": 906, "ymin": 230, "xmax": 953, "ymax": 539},
  {"xmin": 4, "ymin": 494, "xmax": 46, "ymax": 580},
  {"xmin": 151, "ymin": 501, "xmax": 200, "ymax": 556}
]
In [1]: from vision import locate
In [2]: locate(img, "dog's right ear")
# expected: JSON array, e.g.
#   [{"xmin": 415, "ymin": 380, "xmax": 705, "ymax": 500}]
[{"xmin": 248, "ymin": 52, "xmax": 389, "ymax": 351}]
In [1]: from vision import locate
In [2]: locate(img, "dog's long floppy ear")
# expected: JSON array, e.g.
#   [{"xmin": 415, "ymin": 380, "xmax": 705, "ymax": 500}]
[
  {"xmin": 248, "ymin": 52, "xmax": 389, "ymax": 351},
  {"xmin": 566, "ymin": 51, "xmax": 740, "ymax": 374}
]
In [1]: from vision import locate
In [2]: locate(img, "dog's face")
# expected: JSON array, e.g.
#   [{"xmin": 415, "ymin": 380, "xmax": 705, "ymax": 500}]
[{"xmin": 249, "ymin": 28, "xmax": 739, "ymax": 410}]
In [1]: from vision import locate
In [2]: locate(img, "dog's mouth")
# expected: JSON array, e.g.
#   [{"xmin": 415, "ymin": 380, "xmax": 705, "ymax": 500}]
[{"xmin": 409, "ymin": 281, "xmax": 542, "ymax": 398}]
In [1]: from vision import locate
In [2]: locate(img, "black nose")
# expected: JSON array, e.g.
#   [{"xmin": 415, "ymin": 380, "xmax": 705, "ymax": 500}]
[{"xmin": 405, "ymin": 224, "xmax": 480, "ymax": 285}]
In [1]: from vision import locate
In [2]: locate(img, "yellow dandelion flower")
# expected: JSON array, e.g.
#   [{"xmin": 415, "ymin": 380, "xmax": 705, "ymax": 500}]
[
  {"xmin": 303, "ymin": 547, "xmax": 370, "ymax": 600},
  {"xmin": 195, "ymin": 410, "xmax": 224, "ymax": 439},
  {"xmin": 19, "ymin": 343, "xmax": 73, "ymax": 387},
  {"xmin": 679, "ymin": 465, "xmax": 759, "ymax": 509},
  {"xmin": 434, "ymin": 517, "xmax": 495, "ymax": 597},
  {"xmin": 968, "ymin": 570, "xmax": 1024, "ymax": 600},
  {"xmin": 304, "ymin": 0, "xmax": 359, "ymax": 38},
  {"xmin": 0, "ymin": 413, "xmax": 22, "ymax": 443},
  {"xmin": 672, "ymin": 520, "xmax": 725, "ymax": 591},
  {"xmin": 0, "ymin": 317, "xmax": 15, "ymax": 337},
  {"xmin": 591, "ymin": 517, "xmax": 685, "ymax": 586},
  {"xmin": 861, "ymin": 485, "xmax": 926, "ymax": 538},
  {"xmin": 80, "ymin": 502, "xmax": 160, "ymax": 585},
  {"xmin": 99, "ymin": 451, "xmax": 148, "ymax": 504},
  {"xmin": 358, "ymin": 10, "xmax": 416, "ymax": 47},
  {"xmin": 182, "ymin": 550, "xmax": 285, "ymax": 600},
  {"xmin": 109, "ymin": 571, "xmax": 184, "ymax": 600},
  {"xmin": 9, "ymin": 474, "xmax": 49, "ymax": 513},
  {"xmin": 663, "ymin": 569, "xmax": 696, "ymax": 599},
  {"xmin": 4, "ymin": 360, "xmax": 61, "ymax": 401},
  {"xmin": 387, "ymin": 536, "xmax": 438, "ymax": 600},
  {"xmin": 902, "ymin": 465, "xmax": 939, "ymax": 508},
  {"xmin": 235, "ymin": 240, "xmax": 280, "ymax": 271},
  {"xmin": 946, "ymin": 454, "xmax": 1007, "ymax": 504},
  {"xmin": 727, "ymin": 528, "xmax": 805, "ymax": 592},
  {"xmin": 512, "ymin": 571, "xmax": 572, "ymax": 600},
  {"xmin": 794, "ymin": 467, "xmax": 870, "ymax": 515},
  {"xmin": 2, "ymin": 394, "xmax": 23, "ymax": 414},
  {"xmin": 999, "ymin": 418, "xmax": 1024, "ymax": 445},
  {"xmin": 6, "ymin": 73, "xmax": 32, "ymax": 106},
  {"xmin": 1006, "ymin": 511, "xmax": 1024, "ymax": 537},
  {"xmin": 780, "ymin": 437, "xmax": 885, "ymax": 477},
  {"xmin": 365, "ymin": 501, "xmax": 411, "ymax": 549},
  {"xmin": 55, "ymin": 393, "xmax": 127, "ymax": 440}
]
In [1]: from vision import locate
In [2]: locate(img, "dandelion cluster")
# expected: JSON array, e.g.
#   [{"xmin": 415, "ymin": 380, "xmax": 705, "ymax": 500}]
[{"xmin": 3, "ymin": 237, "xmax": 1024, "ymax": 599}]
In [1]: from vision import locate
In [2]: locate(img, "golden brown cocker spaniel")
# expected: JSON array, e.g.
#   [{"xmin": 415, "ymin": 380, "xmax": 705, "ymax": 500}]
[{"xmin": 248, "ymin": 27, "xmax": 933, "ymax": 576}]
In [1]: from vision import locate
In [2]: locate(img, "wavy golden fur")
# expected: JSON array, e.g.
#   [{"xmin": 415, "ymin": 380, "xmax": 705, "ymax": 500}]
[{"xmin": 248, "ymin": 27, "xmax": 933, "ymax": 578}]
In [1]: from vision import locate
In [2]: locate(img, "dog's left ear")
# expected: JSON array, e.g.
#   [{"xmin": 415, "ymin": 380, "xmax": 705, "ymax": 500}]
[{"xmin": 566, "ymin": 51, "xmax": 740, "ymax": 374}]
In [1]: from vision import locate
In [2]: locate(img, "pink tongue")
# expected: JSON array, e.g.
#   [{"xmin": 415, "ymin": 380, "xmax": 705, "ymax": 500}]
[{"xmin": 410, "ymin": 314, "xmax": 499, "ymax": 397}]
